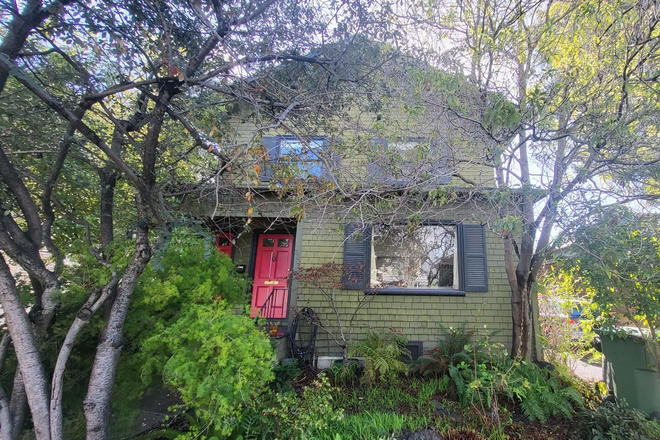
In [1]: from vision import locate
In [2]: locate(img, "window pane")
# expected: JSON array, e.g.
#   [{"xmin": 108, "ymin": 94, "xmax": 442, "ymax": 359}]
[
  {"xmin": 371, "ymin": 224, "xmax": 457, "ymax": 289},
  {"xmin": 279, "ymin": 138, "xmax": 324, "ymax": 177},
  {"xmin": 368, "ymin": 138, "xmax": 452, "ymax": 186},
  {"xmin": 277, "ymin": 238, "xmax": 290, "ymax": 248},
  {"xmin": 262, "ymin": 238, "xmax": 275, "ymax": 247},
  {"xmin": 388, "ymin": 141, "xmax": 419, "ymax": 152},
  {"xmin": 218, "ymin": 237, "xmax": 231, "ymax": 247}
]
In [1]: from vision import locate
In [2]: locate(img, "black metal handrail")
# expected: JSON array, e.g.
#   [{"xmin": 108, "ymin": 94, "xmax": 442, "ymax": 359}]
[{"xmin": 255, "ymin": 287, "xmax": 289, "ymax": 320}]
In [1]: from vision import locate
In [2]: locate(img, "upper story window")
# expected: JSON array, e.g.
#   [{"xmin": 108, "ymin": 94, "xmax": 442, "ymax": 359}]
[
  {"xmin": 371, "ymin": 224, "xmax": 458, "ymax": 290},
  {"xmin": 368, "ymin": 137, "xmax": 452, "ymax": 186},
  {"xmin": 261, "ymin": 136, "xmax": 327, "ymax": 180}
]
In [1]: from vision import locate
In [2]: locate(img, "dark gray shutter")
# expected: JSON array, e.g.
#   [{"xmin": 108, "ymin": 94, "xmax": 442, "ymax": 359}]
[
  {"xmin": 460, "ymin": 224, "xmax": 488, "ymax": 292},
  {"xmin": 342, "ymin": 223, "xmax": 371, "ymax": 290}
]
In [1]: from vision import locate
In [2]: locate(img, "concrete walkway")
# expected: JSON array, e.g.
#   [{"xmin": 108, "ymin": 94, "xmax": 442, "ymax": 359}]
[{"xmin": 570, "ymin": 357, "xmax": 603, "ymax": 382}]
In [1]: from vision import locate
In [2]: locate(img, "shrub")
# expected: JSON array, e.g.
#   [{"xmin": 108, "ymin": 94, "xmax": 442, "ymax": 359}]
[
  {"xmin": 410, "ymin": 323, "xmax": 473, "ymax": 377},
  {"xmin": 578, "ymin": 402, "xmax": 660, "ymax": 440},
  {"xmin": 262, "ymin": 374, "xmax": 344, "ymax": 438},
  {"xmin": 350, "ymin": 329, "xmax": 410, "ymax": 384},
  {"xmin": 450, "ymin": 356, "xmax": 583, "ymax": 423},
  {"xmin": 427, "ymin": 326, "xmax": 584, "ymax": 424},
  {"xmin": 26, "ymin": 229, "xmax": 261, "ymax": 438},
  {"xmin": 538, "ymin": 269, "xmax": 598, "ymax": 367},
  {"xmin": 129, "ymin": 230, "xmax": 274, "ymax": 437},
  {"xmin": 141, "ymin": 304, "xmax": 275, "ymax": 437},
  {"xmin": 270, "ymin": 361, "xmax": 301, "ymax": 394},
  {"xmin": 563, "ymin": 207, "xmax": 660, "ymax": 372}
]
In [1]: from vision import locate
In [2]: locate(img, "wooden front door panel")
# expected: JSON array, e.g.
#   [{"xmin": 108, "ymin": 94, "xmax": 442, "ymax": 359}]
[{"xmin": 250, "ymin": 234, "xmax": 294, "ymax": 318}]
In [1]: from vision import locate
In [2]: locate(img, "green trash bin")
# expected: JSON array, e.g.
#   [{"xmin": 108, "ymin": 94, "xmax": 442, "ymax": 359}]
[{"xmin": 597, "ymin": 327, "xmax": 660, "ymax": 417}]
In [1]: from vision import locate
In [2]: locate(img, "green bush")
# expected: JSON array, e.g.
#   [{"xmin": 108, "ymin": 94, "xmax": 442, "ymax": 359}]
[
  {"xmin": 142, "ymin": 304, "xmax": 274, "ymax": 437},
  {"xmin": 270, "ymin": 361, "xmax": 301, "ymax": 394},
  {"xmin": 124, "ymin": 230, "xmax": 274, "ymax": 438},
  {"xmin": 410, "ymin": 324, "xmax": 582, "ymax": 423},
  {"xmin": 350, "ymin": 329, "xmax": 410, "ymax": 384},
  {"xmin": 564, "ymin": 207, "xmax": 660, "ymax": 371},
  {"xmin": 538, "ymin": 269, "xmax": 599, "ymax": 367},
  {"xmin": 8, "ymin": 229, "xmax": 259, "ymax": 439},
  {"xmin": 449, "ymin": 356, "xmax": 583, "ymax": 423},
  {"xmin": 261, "ymin": 374, "xmax": 344, "ymax": 439},
  {"xmin": 578, "ymin": 402, "xmax": 660, "ymax": 440}
]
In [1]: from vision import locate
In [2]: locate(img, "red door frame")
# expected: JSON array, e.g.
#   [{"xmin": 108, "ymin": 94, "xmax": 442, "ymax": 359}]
[{"xmin": 250, "ymin": 232, "xmax": 295, "ymax": 319}]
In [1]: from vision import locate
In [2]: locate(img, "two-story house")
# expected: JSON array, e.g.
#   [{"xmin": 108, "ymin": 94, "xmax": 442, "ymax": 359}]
[{"xmin": 185, "ymin": 68, "xmax": 513, "ymax": 363}]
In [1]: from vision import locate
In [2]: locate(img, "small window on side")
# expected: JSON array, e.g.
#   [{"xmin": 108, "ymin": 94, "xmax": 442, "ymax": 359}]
[{"xmin": 215, "ymin": 233, "xmax": 233, "ymax": 258}]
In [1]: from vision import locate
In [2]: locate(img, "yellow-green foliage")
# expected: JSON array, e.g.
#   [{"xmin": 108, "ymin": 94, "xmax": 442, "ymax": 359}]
[
  {"xmin": 123, "ymin": 230, "xmax": 275, "ymax": 436},
  {"xmin": 144, "ymin": 304, "xmax": 275, "ymax": 436}
]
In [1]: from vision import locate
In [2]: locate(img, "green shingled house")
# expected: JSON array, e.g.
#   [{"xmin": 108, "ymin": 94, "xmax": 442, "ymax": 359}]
[{"xmin": 191, "ymin": 76, "xmax": 513, "ymax": 363}]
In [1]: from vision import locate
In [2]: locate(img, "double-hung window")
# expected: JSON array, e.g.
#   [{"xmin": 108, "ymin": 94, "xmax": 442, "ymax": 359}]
[
  {"xmin": 367, "ymin": 137, "xmax": 452, "ymax": 187},
  {"xmin": 261, "ymin": 136, "xmax": 327, "ymax": 180},
  {"xmin": 342, "ymin": 221, "xmax": 488, "ymax": 295}
]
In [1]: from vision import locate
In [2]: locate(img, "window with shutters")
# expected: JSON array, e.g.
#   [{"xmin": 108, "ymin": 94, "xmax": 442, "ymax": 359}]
[
  {"xmin": 371, "ymin": 224, "xmax": 458, "ymax": 289},
  {"xmin": 261, "ymin": 136, "xmax": 327, "ymax": 180},
  {"xmin": 342, "ymin": 221, "xmax": 488, "ymax": 295}
]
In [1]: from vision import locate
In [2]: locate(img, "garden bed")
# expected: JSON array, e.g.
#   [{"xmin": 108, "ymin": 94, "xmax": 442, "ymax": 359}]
[
  {"xmin": 138, "ymin": 325, "xmax": 660, "ymax": 440},
  {"xmin": 293, "ymin": 370, "xmax": 583, "ymax": 440}
]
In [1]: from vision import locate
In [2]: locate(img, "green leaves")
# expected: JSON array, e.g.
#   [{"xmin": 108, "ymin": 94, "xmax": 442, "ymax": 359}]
[
  {"xmin": 562, "ymin": 206, "xmax": 660, "ymax": 371},
  {"xmin": 483, "ymin": 94, "xmax": 521, "ymax": 132},
  {"xmin": 114, "ymin": 230, "xmax": 273, "ymax": 436},
  {"xmin": 144, "ymin": 304, "xmax": 274, "ymax": 436},
  {"xmin": 350, "ymin": 330, "xmax": 410, "ymax": 385}
]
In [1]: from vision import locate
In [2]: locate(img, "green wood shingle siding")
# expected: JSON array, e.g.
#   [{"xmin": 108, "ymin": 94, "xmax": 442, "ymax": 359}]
[
  {"xmin": 221, "ymin": 115, "xmax": 496, "ymax": 189},
  {"xmin": 296, "ymin": 206, "xmax": 512, "ymax": 356}
]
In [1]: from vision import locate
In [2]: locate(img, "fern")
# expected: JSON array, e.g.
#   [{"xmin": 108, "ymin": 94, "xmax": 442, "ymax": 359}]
[
  {"xmin": 521, "ymin": 394, "xmax": 546, "ymax": 423},
  {"xmin": 409, "ymin": 324, "xmax": 474, "ymax": 378},
  {"xmin": 448, "ymin": 364, "xmax": 467, "ymax": 405},
  {"xmin": 350, "ymin": 330, "xmax": 410, "ymax": 384},
  {"xmin": 561, "ymin": 387, "xmax": 584, "ymax": 406}
]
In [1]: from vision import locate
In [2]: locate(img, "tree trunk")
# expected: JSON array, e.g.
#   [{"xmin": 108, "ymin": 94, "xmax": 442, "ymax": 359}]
[
  {"xmin": 83, "ymin": 224, "xmax": 151, "ymax": 439},
  {"xmin": 0, "ymin": 0, "xmax": 48, "ymax": 96},
  {"xmin": 50, "ymin": 272, "xmax": 117, "ymax": 440},
  {"xmin": 8, "ymin": 369, "xmax": 28, "ymax": 440},
  {"xmin": 520, "ymin": 279, "xmax": 534, "ymax": 360},
  {"xmin": 99, "ymin": 169, "xmax": 117, "ymax": 253},
  {"xmin": 0, "ymin": 384, "xmax": 13, "ymax": 440},
  {"xmin": 510, "ymin": 280, "xmax": 524, "ymax": 359},
  {"xmin": 98, "ymin": 168, "xmax": 118, "ymax": 320},
  {"xmin": 0, "ymin": 255, "xmax": 51, "ymax": 440},
  {"xmin": 509, "ymin": 274, "xmax": 536, "ymax": 361}
]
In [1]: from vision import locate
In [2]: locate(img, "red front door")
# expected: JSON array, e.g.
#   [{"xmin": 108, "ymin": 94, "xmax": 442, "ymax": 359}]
[{"xmin": 250, "ymin": 233, "xmax": 294, "ymax": 318}]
